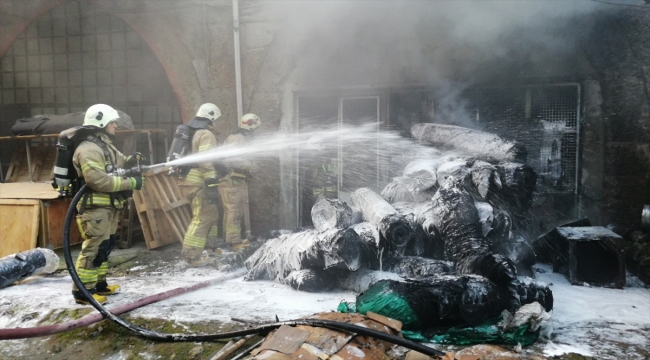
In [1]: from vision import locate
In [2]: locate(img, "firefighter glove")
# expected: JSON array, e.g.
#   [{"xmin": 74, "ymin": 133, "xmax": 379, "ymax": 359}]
[
  {"xmin": 130, "ymin": 176, "xmax": 145, "ymax": 190},
  {"xmin": 205, "ymin": 178, "xmax": 220, "ymax": 203},
  {"xmin": 125, "ymin": 152, "xmax": 147, "ymax": 167}
]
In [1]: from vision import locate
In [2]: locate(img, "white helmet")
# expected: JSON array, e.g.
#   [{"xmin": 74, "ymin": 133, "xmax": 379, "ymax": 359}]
[
  {"xmin": 83, "ymin": 104, "xmax": 120, "ymax": 128},
  {"xmin": 240, "ymin": 113, "xmax": 261, "ymax": 130},
  {"xmin": 196, "ymin": 103, "xmax": 221, "ymax": 121}
]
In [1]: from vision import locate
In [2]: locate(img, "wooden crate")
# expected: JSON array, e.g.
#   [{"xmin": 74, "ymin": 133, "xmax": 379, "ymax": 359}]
[
  {"xmin": 0, "ymin": 183, "xmax": 83, "ymax": 256},
  {"xmin": 133, "ymin": 167, "xmax": 192, "ymax": 250},
  {"xmin": 39, "ymin": 197, "xmax": 84, "ymax": 249},
  {"xmin": 0, "ymin": 199, "xmax": 40, "ymax": 257}
]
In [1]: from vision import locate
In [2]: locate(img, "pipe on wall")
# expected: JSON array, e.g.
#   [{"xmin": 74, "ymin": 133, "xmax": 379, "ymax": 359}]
[{"xmin": 233, "ymin": 0, "xmax": 244, "ymax": 121}]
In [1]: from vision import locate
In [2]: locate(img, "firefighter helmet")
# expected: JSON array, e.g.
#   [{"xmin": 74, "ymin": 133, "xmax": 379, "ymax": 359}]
[
  {"xmin": 196, "ymin": 103, "xmax": 221, "ymax": 121},
  {"xmin": 240, "ymin": 113, "xmax": 261, "ymax": 130},
  {"xmin": 83, "ymin": 104, "xmax": 120, "ymax": 128}
]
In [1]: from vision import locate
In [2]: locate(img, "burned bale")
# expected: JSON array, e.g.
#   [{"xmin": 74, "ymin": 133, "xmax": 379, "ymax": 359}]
[
  {"xmin": 403, "ymin": 158, "xmax": 439, "ymax": 190},
  {"xmin": 348, "ymin": 222, "xmax": 381, "ymax": 269},
  {"xmin": 244, "ymin": 228, "xmax": 376, "ymax": 282},
  {"xmin": 470, "ymin": 160, "xmax": 502, "ymax": 200},
  {"xmin": 436, "ymin": 159, "xmax": 471, "ymax": 187},
  {"xmin": 411, "ymin": 123, "xmax": 527, "ymax": 163},
  {"xmin": 348, "ymin": 275, "xmax": 552, "ymax": 331},
  {"xmin": 486, "ymin": 209, "xmax": 513, "ymax": 249},
  {"xmin": 499, "ymin": 238, "xmax": 536, "ymax": 278},
  {"xmin": 430, "ymin": 178, "xmax": 488, "ymax": 263},
  {"xmin": 311, "ymin": 198, "xmax": 360, "ymax": 232},
  {"xmin": 338, "ymin": 269, "xmax": 403, "ymax": 293},
  {"xmin": 0, "ymin": 248, "xmax": 59, "ymax": 289},
  {"xmin": 381, "ymin": 176, "xmax": 435, "ymax": 204},
  {"xmin": 285, "ymin": 269, "xmax": 337, "ymax": 292},
  {"xmin": 475, "ymin": 201, "xmax": 494, "ymax": 238},
  {"xmin": 428, "ymin": 178, "xmax": 520, "ymax": 308},
  {"xmin": 383, "ymin": 255, "xmax": 454, "ymax": 278},
  {"xmin": 352, "ymin": 276, "xmax": 507, "ymax": 329},
  {"xmin": 491, "ymin": 162, "xmax": 537, "ymax": 227},
  {"xmin": 414, "ymin": 201, "xmax": 446, "ymax": 259},
  {"xmin": 480, "ymin": 209, "xmax": 535, "ymax": 277},
  {"xmin": 518, "ymin": 277, "xmax": 553, "ymax": 312},
  {"xmin": 391, "ymin": 202, "xmax": 433, "ymax": 257},
  {"xmin": 351, "ymin": 188, "xmax": 416, "ymax": 255}
]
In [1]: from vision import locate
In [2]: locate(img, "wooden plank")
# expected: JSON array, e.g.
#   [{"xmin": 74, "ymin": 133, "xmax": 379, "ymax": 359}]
[
  {"xmin": 0, "ymin": 200, "xmax": 40, "ymax": 257},
  {"xmin": 133, "ymin": 190, "xmax": 156, "ymax": 249},
  {"xmin": 0, "ymin": 183, "xmax": 60, "ymax": 199},
  {"xmin": 161, "ymin": 197, "xmax": 189, "ymax": 211},
  {"xmin": 366, "ymin": 312, "xmax": 403, "ymax": 332},
  {"xmin": 300, "ymin": 326, "xmax": 353, "ymax": 355},
  {"xmin": 258, "ymin": 325, "xmax": 311, "ymax": 354}
]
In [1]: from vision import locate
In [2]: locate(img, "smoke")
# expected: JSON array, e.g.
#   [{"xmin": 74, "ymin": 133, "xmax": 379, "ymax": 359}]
[{"xmin": 261, "ymin": 0, "xmax": 606, "ymax": 126}]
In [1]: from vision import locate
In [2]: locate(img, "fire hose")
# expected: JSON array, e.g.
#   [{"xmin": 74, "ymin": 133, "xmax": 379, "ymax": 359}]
[{"xmin": 55, "ymin": 165, "xmax": 447, "ymax": 356}]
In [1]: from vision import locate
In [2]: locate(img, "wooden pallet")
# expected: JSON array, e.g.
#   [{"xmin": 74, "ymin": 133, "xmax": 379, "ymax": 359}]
[
  {"xmin": 5, "ymin": 139, "xmax": 57, "ymax": 183},
  {"xmin": 133, "ymin": 166, "xmax": 192, "ymax": 250}
]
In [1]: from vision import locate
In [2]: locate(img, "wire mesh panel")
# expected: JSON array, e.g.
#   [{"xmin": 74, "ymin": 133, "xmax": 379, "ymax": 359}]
[
  {"xmin": 467, "ymin": 84, "xmax": 580, "ymax": 194},
  {"xmin": 340, "ymin": 97, "xmax": 380, "ymax": 195}
]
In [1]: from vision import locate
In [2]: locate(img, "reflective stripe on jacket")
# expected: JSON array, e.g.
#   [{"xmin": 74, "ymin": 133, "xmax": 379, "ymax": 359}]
[
  {"xmin": 181, "ymin": 128, "xmax": 218, "ymax": 186},
  {"xmin": 73, "ymin": 133, "xmax": 129, "ymax": 208}
]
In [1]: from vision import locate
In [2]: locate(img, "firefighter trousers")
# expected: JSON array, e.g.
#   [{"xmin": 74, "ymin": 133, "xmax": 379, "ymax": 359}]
[
  {"xmin": 73, "ymin": 207, "xmax": 120, "ymax": 291},
  {"xmin": 218, "ymin": 182, "xmax": 248, "ymax": 244},
  {"xmin": 180, "ymin": 185, "xmax": 218, "ymax": 259}
]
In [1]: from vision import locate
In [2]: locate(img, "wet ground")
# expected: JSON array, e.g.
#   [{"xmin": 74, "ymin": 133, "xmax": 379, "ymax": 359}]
[{"xmin": 0, "ymin": 240, "xmax": 648, "ymax": 360}]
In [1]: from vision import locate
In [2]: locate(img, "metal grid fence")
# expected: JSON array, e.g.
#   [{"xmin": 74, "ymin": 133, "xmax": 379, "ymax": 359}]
[{"xmin": 467, "ymin": 84, "xmax": 580, "ymax": 194}]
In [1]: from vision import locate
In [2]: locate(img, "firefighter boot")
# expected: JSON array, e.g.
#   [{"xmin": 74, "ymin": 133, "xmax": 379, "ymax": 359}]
[
  {"xmin": 228, "ymin": 240, "xmax": 250, "ymax": 251},
  {"xmin": 96, "ymin": 280, "xmax": 121, "ymax": 296},
  {"xmin": 181, "ymin": 251, "xmax": 213, "ymax": 268},
  {"xmin": 72, "ymin": 288, "xmax": 108, "ymax": 305}
]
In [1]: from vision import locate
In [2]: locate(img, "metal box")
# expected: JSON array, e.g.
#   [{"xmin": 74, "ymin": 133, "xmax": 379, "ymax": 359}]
[{"xmin": 553, "ymin": 226, "xmax": 626, "ymax": 288}]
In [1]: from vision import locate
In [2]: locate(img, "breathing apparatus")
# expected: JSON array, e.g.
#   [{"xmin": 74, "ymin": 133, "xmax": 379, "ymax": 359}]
[
  {"xmin": 166, "ymin": 124, "xmax": 193, "ymax": 177},
  {"xmin": 167, "ymin": 103, "xmax": 222, "ymax": 178}
]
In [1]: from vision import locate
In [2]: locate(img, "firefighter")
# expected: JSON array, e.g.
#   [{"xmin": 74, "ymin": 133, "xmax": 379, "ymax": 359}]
[
  {"xmin": 306, "ymin": 135, "xmax": 338, "ymax": 200},
  {"xmin": 178, "ymin": 103, "xmax": 222, "ymax": 266},
  {"xmin": 218, "ymin": 113, "xmax": 261, "ymax": 250},
  {"xmin": 72, "ymin": 104, "xmax": 144, "ymax": 305}
]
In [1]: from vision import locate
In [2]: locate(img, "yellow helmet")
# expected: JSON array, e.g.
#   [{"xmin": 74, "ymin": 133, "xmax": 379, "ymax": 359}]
[{"xmin": 240, "ymin": 113, "xmax": 261, "ymax": 130}]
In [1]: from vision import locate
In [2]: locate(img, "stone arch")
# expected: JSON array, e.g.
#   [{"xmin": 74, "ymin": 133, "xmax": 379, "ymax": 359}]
[{"xmin": 0, "ymin": 1, "xmax": 189, "ymax": 162}]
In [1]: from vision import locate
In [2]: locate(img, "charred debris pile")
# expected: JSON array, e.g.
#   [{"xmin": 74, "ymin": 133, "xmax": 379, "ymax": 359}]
[{"xmin": 245, "ymin": 123, "xmax": 551, "ymax": 341}]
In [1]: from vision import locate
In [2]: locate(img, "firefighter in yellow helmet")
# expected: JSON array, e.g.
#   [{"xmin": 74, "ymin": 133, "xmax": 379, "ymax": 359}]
[
  {"xmin": 218, "ymin": 113, "xmax": 261, "ymax": 249},
  {"xmin": 72, "ymin": 104, "xmax": 144, "ymax": 305},
  {"xmin": 178, "ymin": 103, "xmax": 222, "ymax": 266}
]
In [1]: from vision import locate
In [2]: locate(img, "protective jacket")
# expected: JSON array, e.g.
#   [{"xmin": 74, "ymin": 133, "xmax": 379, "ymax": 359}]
[
  {"xmin": 73, "ymin": 132, "xmax": 131, "ymax": 209},
  {"xmin": 179, "ymin": 123, "xmax": 218, "ymax": 187},
  {"xmin": 218, "ymin": 129, "xmax": 255, "ymax": 244},
  {"xmin": 220, "ymin": 129, "xmax": 255, "ymax": 184}
]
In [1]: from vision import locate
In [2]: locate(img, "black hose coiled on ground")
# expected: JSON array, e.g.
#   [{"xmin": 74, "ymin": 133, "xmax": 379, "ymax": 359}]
[{"xmin": 64, "ymin": 185, "xmax": 446, "ymax": 356}]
